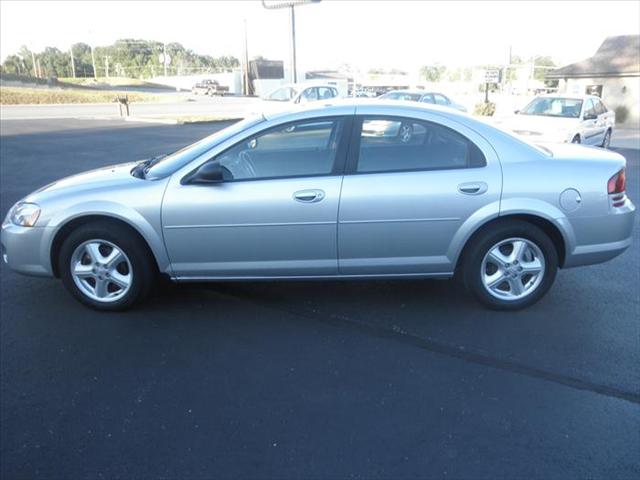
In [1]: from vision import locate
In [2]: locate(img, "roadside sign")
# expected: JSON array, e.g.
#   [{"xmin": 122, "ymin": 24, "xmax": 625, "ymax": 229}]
[{"xmin": 485, "ymin": 69, "xmax": 500, "ymax": 83}]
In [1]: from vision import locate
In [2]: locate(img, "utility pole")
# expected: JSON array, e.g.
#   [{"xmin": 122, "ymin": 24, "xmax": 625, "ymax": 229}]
[
  {"xmin": 69, "ymin": 46, "xmax": 76, "ymax": 78},
  {"xmin": 163, "ymin": 43, "xmax": 168, "ymax": 77},
  {"xmin": 242, "ymin": 19, "xmax": 250, "ymax": 95},
  {"xmin": 31, "ymin": 50, "xmax": 37, "ymax": 77},
  {"xmin": 261, "ymin": 0, "xmax": 320, "ymax": 84},
  {"xmin": 289, "ymin": 5, "xmax": 297, "ymax": 83},
  {"xmin": 90, "ymin": 45, "xmax": 97, "ymax": 79}
]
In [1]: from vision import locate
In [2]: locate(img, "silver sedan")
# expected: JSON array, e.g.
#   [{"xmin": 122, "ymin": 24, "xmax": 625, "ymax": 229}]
[{"xmin": 1, "ymin": 101, "xmax": 635, "ymax": 311}]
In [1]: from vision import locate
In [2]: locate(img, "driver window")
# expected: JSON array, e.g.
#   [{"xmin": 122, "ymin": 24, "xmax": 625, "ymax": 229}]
[
  {"xmin": 215, "ymin": 118, "xmax": 344, "ymax": 180},
  {"xmin": 583, "ymin": 99, "xmax": 596, "ymax": 119},
  {"xmin": 299, "ymin": 88, "xmax": 318, "ymax": 103}
]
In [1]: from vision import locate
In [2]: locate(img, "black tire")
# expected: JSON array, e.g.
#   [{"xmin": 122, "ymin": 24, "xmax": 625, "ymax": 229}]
[
  {"xmin": 601, "ymin": 129, "xmax": 612, "ymax": 148},
  {"xmin": 58, "ymin": 221, "xmax": 156, "ymax": 311},
  {"xmin": 460, "ymin": 220, "xmax": 558, "ymax": 310},
  {"xmin": 571, "ymin": 134, "xmax": 581, "ymax": 144}
]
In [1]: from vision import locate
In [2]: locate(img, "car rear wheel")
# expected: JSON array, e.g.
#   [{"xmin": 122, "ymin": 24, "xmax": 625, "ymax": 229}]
[
  {"xmin": 601, "ymin": 129, "xmax": 612, "ymax": 148},
  {"xmin": 59, "ymin": 221, "xmax": 155, "ymax": 311},
  {"xmin": 461, "ymin": 220, "xmax": 558, "ymax": 310},
  {"xmin": 571, "ymin": 134, "xmax": 581, "ymax": 144}
]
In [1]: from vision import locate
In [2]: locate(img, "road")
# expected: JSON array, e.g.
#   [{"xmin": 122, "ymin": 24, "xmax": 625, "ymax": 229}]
[
  {"xmin": 0, "ymin": 95, "xmax": 260, "ymax": 120},
  {"xmin": 1, "ymin": 119, "xmax": 639, "ymax": 479}
]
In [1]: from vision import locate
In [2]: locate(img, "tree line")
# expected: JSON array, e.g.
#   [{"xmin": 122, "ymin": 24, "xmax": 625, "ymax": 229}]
[
  {"xmin": 420, "ymin": 55, "xmax": 557, "ymax": 84},
  {"xmin": 1, "ymin": 40, "xmax": 240, "ymax": 79}
]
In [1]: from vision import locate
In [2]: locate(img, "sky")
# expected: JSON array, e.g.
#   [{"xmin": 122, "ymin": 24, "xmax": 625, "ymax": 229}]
[{"xmin": 1, "ymin": 0, "xmax": 639, "ymax": 72}]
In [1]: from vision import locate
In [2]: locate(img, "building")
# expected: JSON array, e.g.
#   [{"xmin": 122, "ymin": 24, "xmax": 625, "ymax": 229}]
[{"xmin": 547, "ymin": 35, "xmax": 640, "ymax": 126}]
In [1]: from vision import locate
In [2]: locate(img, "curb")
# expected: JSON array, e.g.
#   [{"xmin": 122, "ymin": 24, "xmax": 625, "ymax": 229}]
[{"xmin": 124, "ymin": 116, "xmax": 242, "ymax": 125}]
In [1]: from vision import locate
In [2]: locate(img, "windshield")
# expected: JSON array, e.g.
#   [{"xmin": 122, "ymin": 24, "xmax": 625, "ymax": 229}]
[
  {"xmin": 520, "ymin": 97, "xmax": 583, "ymax": 118},
  {"xmin": 381, "ymin": 91, "xmax": 422, "ymax": 101},
  {"xmin": 145, "ymin": 116, "xmax": 264, "ymax": 179},
  {"xmin": 264, "ymin": 86, "xmax": 298, "ymax": 102}
]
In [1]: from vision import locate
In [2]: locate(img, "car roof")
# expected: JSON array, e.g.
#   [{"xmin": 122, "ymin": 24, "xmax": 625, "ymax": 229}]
[
  {"xmin": 262, "ymin": 98, "xmax": 465, "ymax": 122},
  {"xmin": 537, "ymin": 93, "xmax": 599, "ymax": 101},
  {"xmin": 278, "ymin": 82, "xmax": 337, "ymax": 89}
]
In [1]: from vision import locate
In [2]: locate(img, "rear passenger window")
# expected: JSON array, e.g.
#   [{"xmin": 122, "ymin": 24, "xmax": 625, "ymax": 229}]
[
  {"xmin": 433, "ymin": 94, "xmax": 449, "ymax": 105},
  {"xmin": 357, "ymin": 117, "xmax": 486, "ymax": 173}
]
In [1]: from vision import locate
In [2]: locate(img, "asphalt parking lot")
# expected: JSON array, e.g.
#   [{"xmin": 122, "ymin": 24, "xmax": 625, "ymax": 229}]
[{"xmin": 1, "ymin": 119, "xmax": 639, "ymax": 479}]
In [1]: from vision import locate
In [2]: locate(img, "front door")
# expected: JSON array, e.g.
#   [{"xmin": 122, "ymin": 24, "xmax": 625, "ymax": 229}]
[
  {"xmin": 338, "ymin": 114, "xmax": 502, "ymax": 275},
  {"xmin": 162, "ymin": 117, "xmax": 349, "ymax": 278},
  {"xmin": 581, "ymin": 98, "xmax": 603, "ymax": 145}
]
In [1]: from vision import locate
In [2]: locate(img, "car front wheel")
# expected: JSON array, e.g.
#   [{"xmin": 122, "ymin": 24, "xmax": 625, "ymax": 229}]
[
  {"xmin": 601, "ymin": 129, "xmax": 612, "ymax": 148},
  {"xmin": 59, "ymin": 221, "xmax": 156, "ymax": 311},
  {"xmin": 461, "ymin": 220, "xmax": 558, "ymax": 310}
]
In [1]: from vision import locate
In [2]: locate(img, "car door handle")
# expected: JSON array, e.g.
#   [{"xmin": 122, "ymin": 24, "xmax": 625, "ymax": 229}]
[
  {"xmin": 293, "ymin": 189, "xmax": 325, "ymax": 203},
  {"xmin": 458, "ymin": 182, "xmax": 488, "ymax": 195}
]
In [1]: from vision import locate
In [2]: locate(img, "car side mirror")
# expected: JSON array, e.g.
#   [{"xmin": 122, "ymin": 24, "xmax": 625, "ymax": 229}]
[
  {"xmin": 583, "ymin": 113, "xmax": 596, "ymax": 120},
  {"xmin": 188, "ymin": 161, "xmax": 224, "ymax": 184},
  {"xmin": 514, "ymin": 109, "xmax": 520, "ymax": 114}
]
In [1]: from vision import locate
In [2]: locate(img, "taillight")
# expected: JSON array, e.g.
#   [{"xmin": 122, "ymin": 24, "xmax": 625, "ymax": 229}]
[{"xmin": 608, "ymin": 169, "xmax": 626, "ymax": 194}]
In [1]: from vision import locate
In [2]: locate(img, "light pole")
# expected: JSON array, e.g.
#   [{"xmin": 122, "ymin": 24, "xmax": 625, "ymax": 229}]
[{"xmin": 261, "ymin": 0, "xmax": 320, "ymax": 84}]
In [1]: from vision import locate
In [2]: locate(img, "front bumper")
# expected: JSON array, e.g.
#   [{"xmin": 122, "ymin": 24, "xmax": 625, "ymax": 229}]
[{"xmin": 1, "ymin": 223, "xmax": 53, "ymax": 277}]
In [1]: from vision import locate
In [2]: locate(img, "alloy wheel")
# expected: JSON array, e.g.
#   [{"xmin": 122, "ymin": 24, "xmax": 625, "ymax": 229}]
[
  {"xmin": 399, "ymin": 124, "xmax": 413, "ymax": 143},
  {"xmin": 70, "ymin": 239, "xmax": 133, "ymax": 303},
  {"xmin": 481, "ymin": 237, "xmax": 545, "ymax": 301}
]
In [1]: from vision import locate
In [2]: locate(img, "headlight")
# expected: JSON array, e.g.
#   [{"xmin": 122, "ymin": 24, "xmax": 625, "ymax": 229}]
[{"xmin": 8, "ymin": 202, "xmax": 41, "ymax": 227}]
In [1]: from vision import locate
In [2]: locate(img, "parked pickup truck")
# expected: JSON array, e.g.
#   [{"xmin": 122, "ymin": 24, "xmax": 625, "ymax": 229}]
[{"xmin": 191, "ymin": 79, "xmax": 230, "ymax": 96}]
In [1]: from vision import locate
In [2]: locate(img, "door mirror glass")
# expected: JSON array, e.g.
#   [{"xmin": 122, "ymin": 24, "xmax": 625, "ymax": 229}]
[
  {"xmin": 583, "ymin": 112, "xmax": 597, "ymax": 120},
  {"xmin": 190, "ymin": 161, "xmax": 225, "ymax": 184}
]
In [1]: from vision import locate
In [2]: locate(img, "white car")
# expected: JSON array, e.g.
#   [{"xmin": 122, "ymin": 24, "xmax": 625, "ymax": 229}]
[
  {"xmin": 257, "ymin": 83, "xmax": 340, "ymax": 115},
  {"xmin": 498, "ymin": 94, "xmax": 615, "ymax": 147}
]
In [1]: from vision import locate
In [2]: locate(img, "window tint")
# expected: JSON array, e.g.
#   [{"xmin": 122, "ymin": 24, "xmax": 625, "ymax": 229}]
[
  {"xmin": 215, "ymin": 118, "xmax": 344, "ymax": 180},
  {"xmin": 433, "ymin": 94, "xmax": 449, "ymax": 105},
  {"xmin": 357, "ymin": 117, "xmax": 486, "ymax": 173}
]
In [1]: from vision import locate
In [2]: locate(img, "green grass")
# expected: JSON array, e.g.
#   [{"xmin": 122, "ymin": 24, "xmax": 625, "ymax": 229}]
[{"xmin": 0, "ymin": 86, "xmax": 160, "ymax": 105}]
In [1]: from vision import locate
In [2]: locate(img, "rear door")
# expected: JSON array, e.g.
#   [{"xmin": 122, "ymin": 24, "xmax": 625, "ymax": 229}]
[{"xmin": 338, "ymin": 111, "xmax": 501, "ymax": 275}]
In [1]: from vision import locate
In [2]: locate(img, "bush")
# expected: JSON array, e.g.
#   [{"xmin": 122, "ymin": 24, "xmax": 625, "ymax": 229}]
[
  {"xmin": 614, "ymin": 105, "xmax": 629, "ymax": 124},
  {"xmin": 474, "ymin": 102, "xmax": 496, "ymax": 116}
]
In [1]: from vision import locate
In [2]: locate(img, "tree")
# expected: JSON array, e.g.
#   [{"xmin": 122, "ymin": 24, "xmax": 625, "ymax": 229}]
[{"xmin": 419, "ymin": 65, "xmax": 446, "ymax": 82}]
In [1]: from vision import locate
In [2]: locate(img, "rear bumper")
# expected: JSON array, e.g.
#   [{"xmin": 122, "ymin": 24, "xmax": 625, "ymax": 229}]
[
  {"xmin": 563, "ymin": 200, "xmax": 636, "ymax": 268},
  {"xmin": 0, "ymin": 223, "xmax": 53, "ymax": 277}
]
